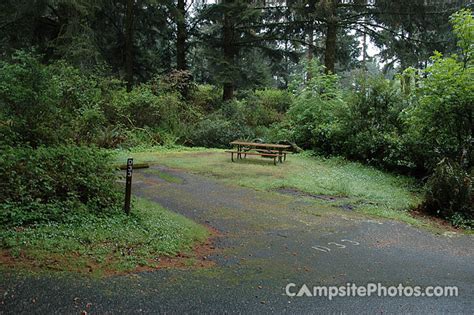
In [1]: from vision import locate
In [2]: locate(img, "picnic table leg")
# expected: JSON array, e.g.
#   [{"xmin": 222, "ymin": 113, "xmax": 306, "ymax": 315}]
[
  {"xmin": 231, "ymin": 152, "xmax": 234, "ymax": 162},
  {"xmin": 274, "ymin": 156, "xmax": 277, "ymax": 165},
  {"xmin": 278, "ymin": 149, "xmax": 283, "ymax": 163},
  {"xmin": 237, "ymin": 145, "xmax": 241, "ymax": 160}
]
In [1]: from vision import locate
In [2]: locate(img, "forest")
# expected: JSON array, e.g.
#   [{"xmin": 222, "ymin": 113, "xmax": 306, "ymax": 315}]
[{"xmin": 0, "ymin": 0, "xmax": 472, "ymax": 238}]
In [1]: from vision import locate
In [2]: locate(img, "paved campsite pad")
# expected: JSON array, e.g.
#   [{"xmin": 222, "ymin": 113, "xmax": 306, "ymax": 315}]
[{"xmin": 1, "ymin": 165, "xmax": 473, "ymax": 313}]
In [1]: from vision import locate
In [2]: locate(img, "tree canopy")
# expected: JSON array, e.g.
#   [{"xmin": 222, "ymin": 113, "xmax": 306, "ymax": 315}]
[{"xmin": 1, "ymin": 0, "xmax": 471, "ymax": 99}]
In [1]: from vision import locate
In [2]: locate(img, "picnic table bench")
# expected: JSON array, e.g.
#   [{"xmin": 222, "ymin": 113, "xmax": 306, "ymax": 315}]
[{"xmin": 226, "ymin": 141, "xmax": 292, "ymax": 165}]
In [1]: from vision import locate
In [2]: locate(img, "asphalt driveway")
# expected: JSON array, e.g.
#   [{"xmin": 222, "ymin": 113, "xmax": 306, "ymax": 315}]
[{"xmin": 1, "ymin": 165, "xmax": 473, "ymax": 314}]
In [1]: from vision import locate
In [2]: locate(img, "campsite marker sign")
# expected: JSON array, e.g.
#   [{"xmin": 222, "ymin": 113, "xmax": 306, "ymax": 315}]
[{"xmin": 124, "ymin": 158, "xmax": 133, "ymax": 214}]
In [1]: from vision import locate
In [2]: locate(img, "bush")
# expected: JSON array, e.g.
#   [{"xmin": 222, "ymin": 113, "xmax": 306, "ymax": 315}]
[
  {"xmin": 404, "ymin": 53, "xmax": 473, "ymax": 171},
  {"xmin": 190, "ymin": 84, "xmax": 222, "ymax": 112},
  {"xmin": 0, "ymin": 52, "xmax": 200, "ymax": 149},
  {"xmin": 111, "ymin": 85, "xmax": 165, "ymax": 128},
  {"xmin": 190, "ymin": 114, "xmax": 254, "ymax": 148},
  {"xmin": 0, "ymin": 52, "xmax": 112, "ymax": 147},
  {"xmin": 152, "ymin": 69, "xmax": 196, "ymax": 97},
  {"xmin": 422, "ymin": 159, "xmax": 473, "ymax": 228},
  {"xmin": 339, "ymin": 76, "xmax": 410, "ymax": 169},
  {"xmin": 243, "ymin": 89, "xmax": 290, "ymax": 128},
  {"xmin": 405, "ymin": 9, "xmax": 473, "ymax": 172},
  {"xmin": 286, "ymin": 65, "xmax": 347, "ymax": 154},
  {"xmin": 109, "ymin": 83, "xmax": 201, "ymax": 144},
  {"xmin": 254, "ymin": 89, "xmax": 293, "ymax": 113},
  {"xmin": 0, "ymin": 52, "xmax": 67, "ymax": 146},
  {"xmin": 0, "ymin": 146, "xmax": 121, "ymax": 226}
]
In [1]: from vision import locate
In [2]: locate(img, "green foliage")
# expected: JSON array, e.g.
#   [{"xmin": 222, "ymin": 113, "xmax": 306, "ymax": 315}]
[
  {"xmin": 0, "ymin": 146, "xmax": 121, "ymax": 226},
  {"xmin": 240, "ymin": 91, "xmax": 285, "ymax": 128},
  {"xmin": 422, "ymin": 159, "xmax": 473, "ymax": 228},
  {"xmin": 405, "ymin": 9, "xmax": 473, "ymax": 171},
  {"xmin": 450, "ymin": 9, "xmax": 474, "ymax": 64},
  {"xmin": 372, "ymin": 0, "xmax": 462, "ymax": 70},
  {"xmin": 190, "ymin": 114, "xmax": 254, "ymax": 148},
  {"xmin": 286, "ymin": 62, "xmax": 347, "ymax": 153},
  {"xmin": 340, "ymin": 76, "xmax": 410, "ymax": 169},
  {"xmin": 152, "ymin": 70, "xmax": 197, "ymax": 97},
  {"xmin": 254, "ymin": 89, "xmax": 293, "ymax": 113},
  {"xmin": 190, "ymin": 84, "xmax": 223, "ymax": 112},
  {"xmin": 285, "ymin": 72, "xmax": 412, "ymax": 170},
  {"xmin": 0, "ymin": 53, "xmax": 111, "ymax": 147},
  {"xmin": 111, "ymin": 84, "xmax": 188, "ymax": 132},
  {"xmin": 0, "ymin": 52, "xmax": 202, "ymax": 149},
  {"xmin": 0, "ymin": 197, "xmax": 209, "ymax": 274},
  {"xmin": 188, "ymin": 89, "xmax": 292, "ymax": 148},
  {"xmin": 0, "ymin": 52, "xmax": 64, "ymax": 146},
  {"xmin": 450, "ymin": 212, "xmax": 474, "ymax": 230},
  {"xmin": 285, "ymin": 9, "xmax": 473, "ymax": 176}
]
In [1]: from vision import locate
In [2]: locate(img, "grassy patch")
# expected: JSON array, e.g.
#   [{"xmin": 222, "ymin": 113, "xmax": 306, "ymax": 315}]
[
  {"xmin": 114, "ymin": 148, "xmax": 428, "ymax": 227},
  {"xmin": 113, "ymin": 145, "xmax": 221, "ymax": 164},
  {"xmin": 0, "ymin": 197, "xmax": 209, "ymax": 275}
]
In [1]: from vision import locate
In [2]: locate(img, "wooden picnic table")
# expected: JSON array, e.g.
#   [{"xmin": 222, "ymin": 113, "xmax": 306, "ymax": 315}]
[{"xmin": 227, "ymin": 141, "xmax": 292, "ymax": 165}]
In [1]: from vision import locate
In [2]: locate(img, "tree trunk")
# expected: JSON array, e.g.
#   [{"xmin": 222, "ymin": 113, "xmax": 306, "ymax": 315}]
[
  {"xmin": 323, "ymin": 0, "xmax": 337, "ymax": 74},
  {"xmin": 223, "ymin": 83, "xmax": 234, "ymax": 101},
  {"xmin": 362, "ymin": 25, "xmax": 367, "ymax": 71},
  {"xmin": 324, "ymin": 20, "xmax": 337, "ymax": 74},
  {"xmin": 125, "ymin": 0, "xmax": 134, "ymax": 92},
  {"xmin": 222, "ymin": 0, "xmax": 235, "ymax": 101},
  {"xmin": 306, "ymin": 23, "xmax": 314, "ymax": 81},
  {"xmin": 176, "ymin": 0, "xmax": 187, "ymax": 70}
]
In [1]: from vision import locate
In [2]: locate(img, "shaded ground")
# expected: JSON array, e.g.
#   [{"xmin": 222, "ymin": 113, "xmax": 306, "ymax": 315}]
[{"xmin": 1, "ymin": 165, "xmax": 473, "ymax": 313}]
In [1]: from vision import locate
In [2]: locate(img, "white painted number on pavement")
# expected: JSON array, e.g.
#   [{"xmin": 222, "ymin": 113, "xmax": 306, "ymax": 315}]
[{"xmin": 312, "ymin": 239, "xmax": 360, "ymax": 253}]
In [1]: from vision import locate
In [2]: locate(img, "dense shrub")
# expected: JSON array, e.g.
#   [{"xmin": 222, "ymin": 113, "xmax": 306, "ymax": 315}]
[
  {"xmin": 285, "ymin": 68, "xmax": 412, "ymax": 170},
  {"xmin": 190, "ymin": 113, "xmax": 254, "ymax": 148},
  {"xmin": 254, "ymin": 89, "xmax": 293, "ymax": 113},
  {"xmin": 243, "ymin": 89, "xmax": 292, "ymax": 128},
  {"xmin": 189, "ymin": 84, "xmax": 222, "ymax": 112},
  {"xmin": 405, "ymin": 54, "xmax": 473, "ymax": 171},
  {"xmin": 405, "ymin": 9, "xmax": 473, "ymax": 172},
  {"xmin": 153, "ymin": 69, "xmax": 196, "ymax": 97},
  {"xmin": 0, "ymin": 146, "xmax": 121, "ymax": 226},
  {"xmin": 339, "ymin": 76, "xmax": 410, "ymax": 170},
  {"xmin": 422, "ymin": 159, "xmax": 473, "ymax": 228},
  {"xmin": 110, "ymin": 84, "xmax": 193, "ymax": 133},
  {"xmin": 0, "ymin": 52, "xmax": 69, "ymax": 146},
  {"xmin": 0, "ymin": 53, "xmax": 114, "ymax": 147},
  {"xmin": 0, "ymin": 52, "xmax": 203, "ymax": 149},
  {"xmin": 286, "ymin": 65, "xmax": 347, "ymax": 154}
]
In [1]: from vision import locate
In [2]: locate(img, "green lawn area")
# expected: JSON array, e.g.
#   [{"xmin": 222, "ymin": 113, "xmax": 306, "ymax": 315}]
[
  {"xmin": 115, "ymin": 147, "xmax": 424, "ymax": 226},
  {"xmin": 1, "ymin": 197, "xmax": 209, "ymax": 276}
]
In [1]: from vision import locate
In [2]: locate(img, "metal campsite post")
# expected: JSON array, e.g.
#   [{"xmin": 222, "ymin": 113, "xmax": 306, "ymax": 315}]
[{"xmin": 124, "ymin": 158, "xmax": 133, "ymax": 214}]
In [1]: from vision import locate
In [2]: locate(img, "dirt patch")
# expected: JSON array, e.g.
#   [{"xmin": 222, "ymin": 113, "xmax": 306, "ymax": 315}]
[
  {"xmin": 138, "ymin": 240, "xmax": 217, "ymax": 272},
  {"xmin": 0, "ymin": 250, "xmax": 93, "ymax": 274},
  {"xmin": 274, "ymin": 187, "xmax": 348, "ymax": 202},
  {"xmin": 339, "ymin": 204, "xmax": 355, "ymax": 211},
  {"xmin": 133, "ymin": 225, "xmax": 222, "ymax": 274},
  {"xmin": 410, "ymin": 209, "xmax": 463, "ymax": 232}
]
